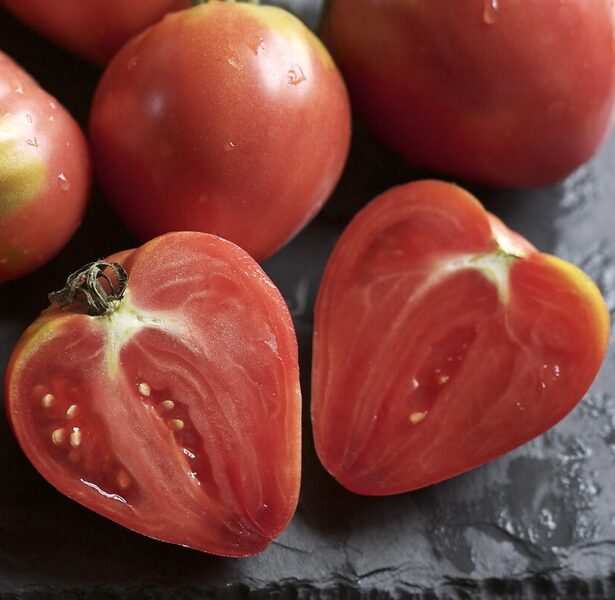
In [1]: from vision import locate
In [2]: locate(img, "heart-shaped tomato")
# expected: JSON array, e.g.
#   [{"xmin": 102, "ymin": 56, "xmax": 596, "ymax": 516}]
[
  {"xmin": 5, "ymin": 232, "xmax": 301, "ymax": 556},
  {"xmin": 312, "ymin": 180, "xmax": 610, "ymax": 496}
]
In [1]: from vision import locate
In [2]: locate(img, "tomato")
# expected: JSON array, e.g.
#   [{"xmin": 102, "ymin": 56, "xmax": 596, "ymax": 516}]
[
  {"xmin": 5, "ymin": 232, "xmax": 301, "ymax": 556},
  {"xmin": 322, "ymin": 0, "xmax": 615, "ymax": 187},
  {"xmin": 0, "ymin": 52, "xmax": 90, "ymax": 284},
  {"xmin": 312, "ymin": 180, "xmax": 610, "ymax": 496},
  {"xmin": 89, "ymin": 1, "xmax": 351, "ymax": 262},
  {"xmin": 0, "ymin": 0, "xmax": 190, "ymax": 65}
]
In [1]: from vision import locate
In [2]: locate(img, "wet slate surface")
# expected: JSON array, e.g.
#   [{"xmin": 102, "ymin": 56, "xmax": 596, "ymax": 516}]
[{"xmin": 1, "ymin": 1, "xmax": 615, "ymax": 598}]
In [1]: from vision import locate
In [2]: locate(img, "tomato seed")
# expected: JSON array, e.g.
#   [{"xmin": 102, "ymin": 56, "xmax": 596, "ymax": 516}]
[
  {"xmin": 409, "ymin": 411, "xmax": 427, "ymax": 425},
  {"xmin": 167, "ymin": 419, "xmax": 184, "ymax": 431},
  {"xmin": 41, "ymin": 393, "xmax": 55, "ymax": 408},
  {"xmin": 70, "ymin": 429, "xmax": 82, "ymax": 448},
  {"xmin": 160, "ymin": 400, "xmax": 174, "ymax": 411},
  {"xmin": 51, "ymin": 428, "xmax": 66, "ymax": 445},
  {"xmin": 138, "ymin": 382, "xmax": 151, "ymax": 396},
  {"xmin": 66, "ymin": 404, "xmax": 78, "ymax": 418},
  {"xmin": 116, "ymin": 470, "xmax": 131, "ymax": 490}
]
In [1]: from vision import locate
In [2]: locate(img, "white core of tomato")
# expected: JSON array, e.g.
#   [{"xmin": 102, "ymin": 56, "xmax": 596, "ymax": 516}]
[
  {"xmin": 98, "ymin": 290, "xmax": 189, "ymax": 375},
  {"xmin": 429, "ymin": 250, "xmax": 515, "ymax": 304}
]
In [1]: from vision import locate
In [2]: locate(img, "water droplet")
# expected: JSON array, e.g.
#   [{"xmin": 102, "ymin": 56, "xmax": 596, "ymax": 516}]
[
  {"xmin": 49, "ymin": 101, "xmax": 57, "ymax": 110},
  {"xmin": 57, "ymin": 172, "xmax": 71, "ymax": 191},
  {"xmin": 127, "ymin": 55, "xmax": 140, "ymax": 71},
  {"xmin": 288, "ymin": 65, "xmax": 306, "ymax": 86},
  {"xmin": 250, "ymin": 36, "xmax": 265, "ymax": 55},
  {"xmin": 483, "ymin": 0, "xmax": 499, "ymax": 24}
]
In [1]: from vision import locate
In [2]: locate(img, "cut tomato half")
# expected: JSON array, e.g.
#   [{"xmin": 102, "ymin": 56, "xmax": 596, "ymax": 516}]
[
  {"xmin": 312, "ymin": 180, "xmax": 609, "ymax": 496},
  {"xmin": 5, "ymin": 232, "xmax": 301, "ymax": 556}
]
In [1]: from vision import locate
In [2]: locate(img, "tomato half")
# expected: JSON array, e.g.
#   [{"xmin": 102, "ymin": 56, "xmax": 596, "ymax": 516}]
[
  {"xmin": 312, "ymin": 181, "xmax": 610, "ymax": 496},
  {"xmin": 322, "ymin": 0, "xmax": 615, "ymax": 187},
  {"xmin": 89, "ymin": 1, "xmax": 351, "ymax": 262},
  {"xmin": 0, "ymin": 0, "xmax": 190, "ymax": 65},
  {"xmin": 0, "ymin": 52, "xmax": 90, "ymax": 283},
  {"xmin": 5, "ymin": 232, "xmax": 301, "ymax": 556}
]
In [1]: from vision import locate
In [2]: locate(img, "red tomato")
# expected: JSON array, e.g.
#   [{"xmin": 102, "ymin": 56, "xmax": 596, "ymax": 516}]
[
  {"xmin": 322, "ymin": 0, "xmax": 615, "ymax": 187},
  {"xmin": 0, "ymin": 0, "xmax": 190, "ymax": 65},
  {"xmin": 0, "ymin": 52, "xmax": 90, "ymax": 283},
  {"xmin": 312, "ymin": 181, "xmax": 610, "ymax": 496},
  {"xmin": 5, "ymin": 232, "xmax": 301, "ymax": 556},
  {"xmin": 89, "ymin": 1, "xmax": 351, "ymax": 261}
]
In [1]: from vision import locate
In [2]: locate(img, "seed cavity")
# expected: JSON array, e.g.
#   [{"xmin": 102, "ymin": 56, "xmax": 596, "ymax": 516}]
[
  {"xmin": 409, "ymin": 411, "xmax": 428, "ymax": 425},
  {"xmin": 70, "ymin": 428, "xmax": 82, "ymax": 448},
  {"xmin": 52, "ymin": 428, "xmax": 66, "ymax": 445},
  {"xmin": 66, "ymin": 404, "xmax": 78, "ymax": 418},
  {"xmin": 168, "ymin": 419, "xmax": 185, "ymax": 431},
  {"xmin": 160, "ymin": 400, "xmax": 175, "ymax": 411},
  {"xmin": 41, "ymin": 393, "xmax": 55, "ymax": 408},
  {"xmin": 138, "ymin": 382, "xmax": 151, "ymax": 397}
]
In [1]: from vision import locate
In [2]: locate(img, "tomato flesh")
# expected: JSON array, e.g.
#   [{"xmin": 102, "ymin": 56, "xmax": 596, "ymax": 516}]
[
  {"xmin": 312, "ymin": 181, "xmax": 610, "ymax": 496},
  {"xmin": 6, "ymin": 232, "xmax": 301, "ymax": 556}
]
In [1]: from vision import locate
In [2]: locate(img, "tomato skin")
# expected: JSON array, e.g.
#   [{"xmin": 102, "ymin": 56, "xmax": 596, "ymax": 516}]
[
  {"xmin": 0, "ymin": 0, "xmax": 190, "ymax": 65},
  {"xmin": 5, "ymin": 232, "xmax": 301, "ymax": 556},
  {"xmin": 90, "ymin": 2, "xmax": 351, "ymax": 261},
  {"xmin": 323, "ymin": 0, "xmax": 615, "ymax": 187},
  {"xmin": 312, "ymin": 180, "xmax": 610, "ymax": 496},
  {"xmin": 0, "ymin": 52, "xmax": 90, "ymax": 283}
]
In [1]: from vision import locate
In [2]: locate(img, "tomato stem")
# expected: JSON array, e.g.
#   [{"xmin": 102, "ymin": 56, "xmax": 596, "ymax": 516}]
[{"xmin": 48, "ymin": 261, "xmax": 128, "ymax": 316}]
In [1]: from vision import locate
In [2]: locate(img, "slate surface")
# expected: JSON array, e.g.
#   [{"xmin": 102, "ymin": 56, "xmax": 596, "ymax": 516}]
[{"xmin": 1, "ymin": 1, "xmax": 615, "ymax": 598}]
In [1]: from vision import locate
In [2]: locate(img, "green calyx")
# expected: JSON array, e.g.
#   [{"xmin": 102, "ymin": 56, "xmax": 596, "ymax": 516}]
[{"xmin": 49, "ymin": 261, "xmax": 128, "ymax": 316}]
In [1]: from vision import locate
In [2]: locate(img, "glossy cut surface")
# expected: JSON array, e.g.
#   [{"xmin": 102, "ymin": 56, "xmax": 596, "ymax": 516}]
[
  {"xmin": 0, "ymin": 52, "xmax": 90, "ymax": 283},
  {"xmin": 312, "ymin": 181, "xmax": 610, "ymax": 496},
  {"xmin": 323, "ymin": 0, "xmax": 615, "ymax": 187},
  {"xmin": 5, "ymin": 232, "xmax": 301, "ymax": 556},
  {"xmin": 90, "ymin": 2, "xmax": 351, "ymax": 261},
  {"xmin": 0, "ymin": 0, "xmax": 190, "ymax": 64}
]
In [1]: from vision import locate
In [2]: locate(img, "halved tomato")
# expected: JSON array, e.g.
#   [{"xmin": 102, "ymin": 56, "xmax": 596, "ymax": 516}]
[
  {"xmin": 312, "ymin": 180, "xmax": 610, "ymax": 496},
  {"xmin": 5, "ymin": 232, "xmax": 301, "ymax": 556}
]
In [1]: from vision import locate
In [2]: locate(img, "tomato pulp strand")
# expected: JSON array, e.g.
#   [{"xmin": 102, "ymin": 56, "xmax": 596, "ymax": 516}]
[
  {"xmin": 312, "ymin": 181, "xmax": 609, "ymax": 496},
  {"xmin": 6, "ymin": 232, "xmax": 301, "ymax": 556}
]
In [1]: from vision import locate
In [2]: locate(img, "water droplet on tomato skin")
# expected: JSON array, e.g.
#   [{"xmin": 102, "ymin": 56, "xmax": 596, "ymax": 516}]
[
  {"xmin": 288, "ymin": 65, "xmax": 306, "ymax": 86},
  {"xmin": 57, "ymin": 173, "xmax": 71, "ymax": 192},
  {"xmin": 483, "ymin": 0, "xmax": 499, "ymax": 25}
]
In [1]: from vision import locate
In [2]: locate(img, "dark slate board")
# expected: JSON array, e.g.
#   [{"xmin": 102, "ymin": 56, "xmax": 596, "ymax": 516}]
[{"xmin": 1, "ymin": 2, "xmax": 615, "ymax": 598}]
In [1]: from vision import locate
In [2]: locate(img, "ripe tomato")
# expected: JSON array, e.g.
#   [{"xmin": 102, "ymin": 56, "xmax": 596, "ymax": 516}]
[
  {"xmin": 0, "ymin": 52, "xmax": 90, "ymax": 284},
  {"xmin": 312, "ymin": 181, "xmax": 610, "ymax": 496},
  {"xmin": 89, "ymin": 1, "xmax": 351, "ymax": 262},
  {"xmin": 322, "ymin": 0, "xmax": 615, "ymax": 187},
  {"xmin": 0, "ymin": 0, "xmax": 190, "ymax": 65},
  {"xmin": 5, "ymin": 232, "xmax": 301, "ymax": 556}
]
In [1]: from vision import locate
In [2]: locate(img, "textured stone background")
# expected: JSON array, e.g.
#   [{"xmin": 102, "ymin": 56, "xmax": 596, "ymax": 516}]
[{"xmin": 1, "ymin": 1, "xmax": 615, "ymax": 598}]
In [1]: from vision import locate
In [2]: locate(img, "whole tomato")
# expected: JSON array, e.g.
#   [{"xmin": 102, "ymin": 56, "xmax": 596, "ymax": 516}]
[
  {"xmin": 90, "ymin": 1, "xmax": 351, "ymax": 261},
  {"xmin": 5, "ymin": 231, "xmax": 301, "ymax": 556},
  {"xmin": 0, "ymin": 52, "xmax": 90, "ymax": 284},
  {"xmin": 322, "ymin": 0, "xmax": 615, "ymax": 187},
  {"xmin": 0, "ymin": 0, "xmax": 190, "ymax": 65},
  {"xmin": 312, "ymin": 181, "xmax": 610, "ymax": 495}
]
